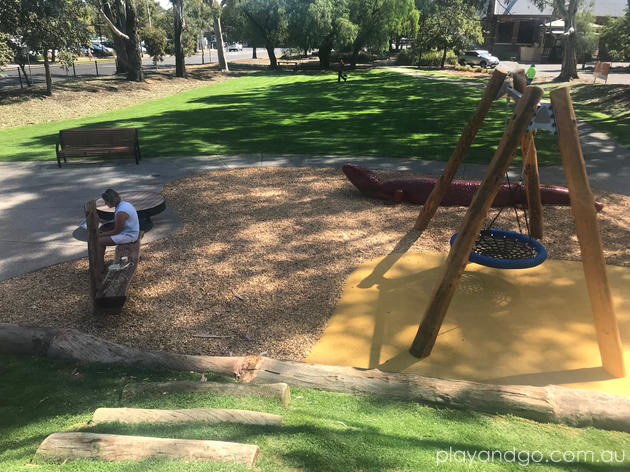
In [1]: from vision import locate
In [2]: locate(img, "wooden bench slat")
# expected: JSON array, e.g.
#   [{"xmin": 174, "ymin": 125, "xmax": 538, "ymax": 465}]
[{"xmin": 57, "ymin": 128, "xmax": 141, "ymax": 167}]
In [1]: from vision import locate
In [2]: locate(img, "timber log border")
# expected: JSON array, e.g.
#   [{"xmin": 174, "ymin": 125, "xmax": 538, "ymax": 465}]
[{"xmin": 2, "ymin": 322, "xmax": 629, "ymax": 434}]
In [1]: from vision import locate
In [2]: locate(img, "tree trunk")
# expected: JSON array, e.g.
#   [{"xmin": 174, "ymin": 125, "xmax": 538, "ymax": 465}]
[
  {"xmin": 113, "ymin": 36, "xmax": 129, "ymax": 75},
  {"xmin": 213, "ymin": 15, "xmax": 228, "ymax": 71},
  {"xmin": 173, "ymin": 0, "xmax": 186, "ymax": 77},
  {"xmin": 557, "ymin": 1, "xmax": 579, "ymax": 81},
  {"xmin": 440, "ymin": 45, "xmax": 447, "ymax": 69},
  {"xmin": 19, "ymin": 63, "xmax": 32, "ymax": 86},
  {"xmin": 252, "ymin": 46, "xmax": 257, "ymax": 59},
  {"xmin": 112, "ymin": 0, "xmax": 129, "ymax": 75},
  {"xmin": 266, "ymin": 43, "xmax": 277, "ymax": 69},
  {"xmin": 317, "ymin": 41, "xmax": 333, "ymax": 69},
  {"xmin": 350, "ymin": 46, "xmax": 360, "ymax": 67},
  {"xmin": 124, "ymin": 0, "xmax": 144, "ymax": 81},
  {"xmin": 43, "ymin": 50, "xmax": 52, "ymax": 95}
]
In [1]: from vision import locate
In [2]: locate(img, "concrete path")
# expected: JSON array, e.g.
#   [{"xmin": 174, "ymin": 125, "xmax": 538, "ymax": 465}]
[{"xmin": 1, "ymin": 143, "xmax": 629, "ymax": 282}]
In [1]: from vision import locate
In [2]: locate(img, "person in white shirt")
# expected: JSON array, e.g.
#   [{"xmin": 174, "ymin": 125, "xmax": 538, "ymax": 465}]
[{"xmin": 97, "ymin": 188, "xmax": 140, "ymax": 270}]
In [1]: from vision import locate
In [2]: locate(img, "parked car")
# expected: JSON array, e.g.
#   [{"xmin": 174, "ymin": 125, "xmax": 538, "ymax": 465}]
[
  {"xmin": 90, "ymin": 42, "xmax": 114, "ymax": 56},
  {"xmin": 228, "ymin": 43, "xmax": 243, "ymax": 52},
  {"xmin": 458, "ymin": 50, "xmax": 499, "ymax": 68}
]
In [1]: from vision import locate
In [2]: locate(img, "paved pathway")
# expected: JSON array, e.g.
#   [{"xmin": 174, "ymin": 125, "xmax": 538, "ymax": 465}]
[{"xmin": 1, "ymin": 69, "xmax": 629, "ymax": 282}]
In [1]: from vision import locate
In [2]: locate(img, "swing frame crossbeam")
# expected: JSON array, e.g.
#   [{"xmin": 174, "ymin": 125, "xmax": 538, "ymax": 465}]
[{"xmin": 409, "ymin": 69, "xmax": 626, "ymax": 379}]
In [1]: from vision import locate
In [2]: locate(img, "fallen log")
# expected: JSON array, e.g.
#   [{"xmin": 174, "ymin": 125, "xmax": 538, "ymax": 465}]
[
  {"xmin": 3, "ymin": 323, "xmax": 630, "ymax": 433},
  {"xmin": 35, "ymin": 432, "xmax": 259, "ymax": 466},
  {"xmin": 122, "ymin": 381, "xmax": 291, "ymax": 407},
  {"xmin": 92, "ymin": 407, "xmax": 282, "ymax": 426}
]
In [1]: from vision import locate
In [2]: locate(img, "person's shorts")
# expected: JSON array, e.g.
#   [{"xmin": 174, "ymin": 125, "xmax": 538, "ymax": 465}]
[{"xmin": 111, "ymin": 233, "xmax": 138, "ymax": 245}]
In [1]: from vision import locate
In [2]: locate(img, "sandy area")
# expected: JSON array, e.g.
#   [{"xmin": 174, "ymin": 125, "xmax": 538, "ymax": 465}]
[{"xmin": 1, "ymin": 167, "xmax": 628, "ymax": 360}]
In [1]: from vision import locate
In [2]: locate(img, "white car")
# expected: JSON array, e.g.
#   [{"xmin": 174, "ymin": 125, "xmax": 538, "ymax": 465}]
[
  {"xmin": 228, "ymin": 43, "xmax": 243, "ymax": 52},
  {"xmin": 458, "ymin": 50, "xmax": 499, "ymax": 68}
]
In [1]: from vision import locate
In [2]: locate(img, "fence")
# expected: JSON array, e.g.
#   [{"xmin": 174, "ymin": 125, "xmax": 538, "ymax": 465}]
[{"xmin": 1, "ymin": 58, "xmax": 120, "ymax": 91}]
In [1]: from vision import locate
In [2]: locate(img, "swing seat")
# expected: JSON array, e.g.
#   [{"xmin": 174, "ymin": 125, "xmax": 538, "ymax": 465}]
[{"xmin": 450, "ymin": 229, "xmax": 547, "ymax": 269}]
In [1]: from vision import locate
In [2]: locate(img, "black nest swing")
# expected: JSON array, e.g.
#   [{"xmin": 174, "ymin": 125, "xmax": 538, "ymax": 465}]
[
  {"xmin": 450, "ymin": 228, "xmax": 547, "ymax": 269},
  {"xmin": 450, "ymin": 173, "xmax": 547, "ymax": 270}
]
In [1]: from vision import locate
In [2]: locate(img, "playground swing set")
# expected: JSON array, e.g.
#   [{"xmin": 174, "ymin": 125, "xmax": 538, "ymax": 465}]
[{"xmin": 408, "ymin": 68, "xmax": 626, "ymax": 379}]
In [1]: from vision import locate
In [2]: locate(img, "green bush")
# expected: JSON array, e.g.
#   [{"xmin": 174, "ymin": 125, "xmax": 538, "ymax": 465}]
[
  {"xmin": 495, "ymin": 49, "xmax": 519, "ymax": 61},
  {"xmin": 418, "ymin": 50, "xmax": 457, "ymax": 67},
  {"xmin": 395, "ymin": 49, "xmax": 457, "ymax": 67},
  {"xmin": 57, "ymin": 49, "xmax": 78, "ymax": 72},
  {"xmin": 395, "ymin": 49, "xmax": 415, "ymax": 65},
  {"xmin": 141, "ymin": 26, "xmax": 167, "ymax": 65}
]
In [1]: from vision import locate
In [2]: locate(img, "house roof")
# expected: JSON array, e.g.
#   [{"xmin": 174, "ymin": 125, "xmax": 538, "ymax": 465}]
[
  {"xmin": 493, "ymin": 0, "xmax": 552, "ymax": 16},
  {"xmin": 592, "ymin": 0, "xmax": 627, "ymax": 17},
  {"xmin": 492, "ymin": 0, "xmax": 626, "ymax": 17}
]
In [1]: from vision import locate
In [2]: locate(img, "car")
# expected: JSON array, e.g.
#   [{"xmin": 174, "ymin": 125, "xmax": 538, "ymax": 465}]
[
  {"xmin": 458, "ymin": 50, "xmax": 499, "ymax": 68},
  {"xmin": 90, "ymin": 42, "xmax": 114, "ymax": 56},
  {"xmin": 228, "ymin": 43, "xmax": 243, "ymax": 52}
]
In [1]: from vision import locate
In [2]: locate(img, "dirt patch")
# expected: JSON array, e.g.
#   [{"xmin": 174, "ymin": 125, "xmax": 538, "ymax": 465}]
[
  {"xmin": 1, "ymin": 167, "xmax": 628, "ymax": 360},
  {"xmin": 0, "ymin": 63, "xmax": 264, "ymax": 129}
]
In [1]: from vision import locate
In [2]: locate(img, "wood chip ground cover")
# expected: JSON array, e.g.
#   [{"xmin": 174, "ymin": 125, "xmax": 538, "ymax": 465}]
[{"xmin": 1, "ymin": 167, "xmax": 629, "ymax": 360}]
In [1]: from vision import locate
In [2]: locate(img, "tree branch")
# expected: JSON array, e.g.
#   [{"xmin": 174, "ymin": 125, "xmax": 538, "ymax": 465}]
[{"xmin": 99, "ymin": 7, "xmax": 130, "ymax": 40}]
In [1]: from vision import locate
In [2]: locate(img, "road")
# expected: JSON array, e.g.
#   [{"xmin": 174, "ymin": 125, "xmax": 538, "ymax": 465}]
[{"xmin": 0, "ymin": 48, "xmax": 275, "ymax": 91}]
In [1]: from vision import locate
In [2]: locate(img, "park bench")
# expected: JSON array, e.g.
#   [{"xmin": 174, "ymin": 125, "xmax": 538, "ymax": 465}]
[
  {"xmin": 277, "ymin": 60, "xmax": 300, "ymax": 71},
  {"xmin": 56, "ymin": 128, "xmax": 141, "ymax": 167}
]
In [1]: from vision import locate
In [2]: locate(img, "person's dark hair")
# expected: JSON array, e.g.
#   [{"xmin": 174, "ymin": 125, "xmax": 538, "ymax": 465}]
[{"xmin": 102, "ymin": 188, "xmax": 121, "ymax": 206}]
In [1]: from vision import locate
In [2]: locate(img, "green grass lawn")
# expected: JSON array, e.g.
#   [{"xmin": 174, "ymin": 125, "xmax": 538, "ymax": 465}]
[
  {"xmin": 2, "ymin": 355, "xmax": 629, "ymax": 471},
  {"xmin": 545, "ymin": 82, "xmax": 630, "ymax": 151},
  {"xmin": 0, "ymin": 69, "xmax": 561, "ymax": 165}
]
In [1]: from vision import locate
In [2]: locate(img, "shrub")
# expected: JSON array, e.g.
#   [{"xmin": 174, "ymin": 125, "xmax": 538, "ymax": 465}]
[
  {"xmin": 57, "ymin": 49, "xmax": 77, "ymax": 73},
  {"xmin": 141, "ymin": 26, "xmax": 167, "ymax": 65},
  {"xmin": 0, "ymin": 33, "xmax": 12, "ymax": 69},
  {"xmin": 395, "ymin": 49, "xmax": 415, "ymax": 65},
  {"xmin": 417, "ymin": 50, "xmax": 457, "ymax": 67}
]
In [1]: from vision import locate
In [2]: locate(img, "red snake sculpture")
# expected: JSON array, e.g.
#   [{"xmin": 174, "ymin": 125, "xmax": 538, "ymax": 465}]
[{"xmin": 342, "ymin": 163, "xmax": 603, "ymax": 212}]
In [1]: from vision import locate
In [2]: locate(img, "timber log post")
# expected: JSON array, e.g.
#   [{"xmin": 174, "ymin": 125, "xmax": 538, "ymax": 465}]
[
  {"xmin": 414, "ymin": 68, "xmax": 507, "ymax": 232},
  {"xmin": 410, "ymin": 86, "xmax": 544, "ymax": 359},
  {"xmin": 550, "ymin": 87, "xmax": 626, "ymax": 378},
  {"xmin": 2, "ymin": 323, "xmax": 630, "ymax": 433}
]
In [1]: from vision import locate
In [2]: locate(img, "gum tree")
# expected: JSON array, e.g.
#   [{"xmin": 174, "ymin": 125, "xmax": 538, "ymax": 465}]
[
  {"xmin": 534, "ymin": 0, "xmax": 583, "ymax": 81},
  {"xmin": 224, "ymin": 0, "xmax": 288, "ymax": 69},
  {"xmin": 1, "ymin": 0, "xmax": 90, "ymax": 94},
  {"xmin": 98, "ymin": 0, "xmax": 144, "ymax": 81},
  {"xmin": 347, "ymin": 0, "xmax": 417, "ymax": 66}
]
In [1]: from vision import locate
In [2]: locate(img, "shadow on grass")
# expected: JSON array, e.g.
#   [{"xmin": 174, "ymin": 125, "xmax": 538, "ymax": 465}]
[
  {"xmin": 3, "ymin": 356, "xmax": 629, "ymax": 471},
  {"xmin": 0, "ymin": 70, "xmax": 560, "ymax": 165}
]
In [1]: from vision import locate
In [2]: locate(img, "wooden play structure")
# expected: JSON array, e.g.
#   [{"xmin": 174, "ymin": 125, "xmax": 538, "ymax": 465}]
[
  {"xmin": 410, "ymin": 69, "xmax": 626, "ymax": 379},
  {"xmin": 84, "ymin": 200, "xmax": 142, "ymax": 313}
]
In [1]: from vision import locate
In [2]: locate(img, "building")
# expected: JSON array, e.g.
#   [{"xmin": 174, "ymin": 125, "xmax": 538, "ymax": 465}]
[{"xmin": 481, "ymin": 0, "xmax": 627, "ymax": 62}]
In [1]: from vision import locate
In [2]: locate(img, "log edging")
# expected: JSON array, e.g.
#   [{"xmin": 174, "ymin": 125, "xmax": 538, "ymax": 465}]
[{"xmin": 2, "ymin": 323, "xmax": 629, "ymax": 433}]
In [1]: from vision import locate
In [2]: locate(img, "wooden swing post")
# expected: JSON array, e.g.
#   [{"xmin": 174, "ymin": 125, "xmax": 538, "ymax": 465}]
[
  {"xmin": 84, "ymin": 200, "xmax": 101, "ymax": 301},
  {"xmin": 410, "ymin": 86, "xmax": 544, "ymax": 358},
  {"xmin": 550, "ymin": 87, "xmax": 625, "ymax": 378},
  {"xmin": 513, "ymin": 70, "xmax": 544, "ymax": 240},
  {"xmin": 413, "ymin": 68, "xmax": 508, "ymax": 232}
]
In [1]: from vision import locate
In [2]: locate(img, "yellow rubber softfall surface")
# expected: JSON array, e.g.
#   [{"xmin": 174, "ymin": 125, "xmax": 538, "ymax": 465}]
[{"xmin": 306, "ymin": 253, "xmax": 630, "ymax": 396}]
